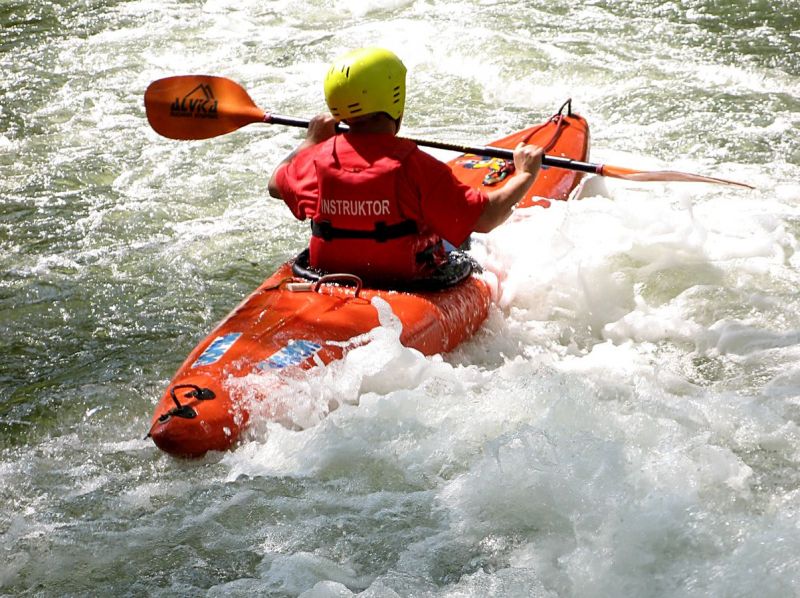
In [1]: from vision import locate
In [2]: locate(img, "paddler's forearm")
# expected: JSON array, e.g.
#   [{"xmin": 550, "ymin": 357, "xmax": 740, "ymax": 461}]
[{"xmin": 473, "ymin": 171, "xmax": 537, "ymax": 232}]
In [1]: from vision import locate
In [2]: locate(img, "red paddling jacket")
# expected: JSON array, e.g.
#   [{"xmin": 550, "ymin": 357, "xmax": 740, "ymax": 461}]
[{"xmin": 274, "ymin": 133, "xmax": 487, "ymax": 283}]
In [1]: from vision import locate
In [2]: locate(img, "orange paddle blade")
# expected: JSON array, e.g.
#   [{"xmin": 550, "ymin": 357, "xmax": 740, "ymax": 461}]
[
  {"xmin": 145, "ymin": 75, "xmax": 266, "ymax": 140},
  {"xmin": 599, "ymin": 164, "xmax": 754, "ymax": 189}
]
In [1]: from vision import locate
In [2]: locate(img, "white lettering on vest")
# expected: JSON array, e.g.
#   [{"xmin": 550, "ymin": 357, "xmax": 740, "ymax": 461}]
[{"xmin": 320, "ymin": 199, "xmax": 392, "ymax": 217}]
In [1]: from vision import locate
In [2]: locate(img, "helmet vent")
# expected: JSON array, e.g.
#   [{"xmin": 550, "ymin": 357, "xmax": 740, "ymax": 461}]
[{"xmin": 347, "ymin": 103, "xmax": 362, "ymax": 114}]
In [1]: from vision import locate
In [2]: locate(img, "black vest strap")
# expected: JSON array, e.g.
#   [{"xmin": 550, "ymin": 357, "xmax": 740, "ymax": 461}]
[{"xmin": 311, "ymin": 219, "xmax": 418, "ymax": 243}]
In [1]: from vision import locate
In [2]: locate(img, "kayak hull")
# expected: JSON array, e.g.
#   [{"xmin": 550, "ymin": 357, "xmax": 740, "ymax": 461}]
[
  {"xmin": 149, "ymin": 104, "xmax": 590, "ymax": 457},
  {"xmin": 148, "ymin": 264, "xmax": 491, "ymax": 456}
]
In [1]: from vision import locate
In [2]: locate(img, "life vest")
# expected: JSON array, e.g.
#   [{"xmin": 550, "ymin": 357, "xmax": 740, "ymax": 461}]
[{"xmin": 308, "ymin": 135, "xmax": 441, "ymax": 282}]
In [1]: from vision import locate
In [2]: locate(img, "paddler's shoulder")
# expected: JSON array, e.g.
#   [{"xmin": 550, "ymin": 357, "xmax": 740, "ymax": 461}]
[{"xmin": 340, "ymin": 132, "xmax": 418, "ymax": 159}]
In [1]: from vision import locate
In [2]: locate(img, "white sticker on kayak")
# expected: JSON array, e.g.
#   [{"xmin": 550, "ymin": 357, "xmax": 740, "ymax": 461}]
[
  {"xmin": 259, "ymin": 340, "xmax": 322, "ymax": 370},
  {"xmin": 192, "ymin": 333, "xmax": 242, "ymax": 368}
]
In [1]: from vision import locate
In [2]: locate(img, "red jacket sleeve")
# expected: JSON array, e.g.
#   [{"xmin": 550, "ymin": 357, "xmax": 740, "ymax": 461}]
[
  {"xmin": 273, "ymin": 145, "xmax": 321, "ymax": 220},
  {"xmin": 402, "ymin": 149, "xmax": 488, "ymax": 248}
]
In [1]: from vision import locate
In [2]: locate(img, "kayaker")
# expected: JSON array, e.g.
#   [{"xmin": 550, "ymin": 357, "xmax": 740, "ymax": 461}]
[{"xmin": 268, "ymin": 47, "xmax": 543, "ymax": 285}]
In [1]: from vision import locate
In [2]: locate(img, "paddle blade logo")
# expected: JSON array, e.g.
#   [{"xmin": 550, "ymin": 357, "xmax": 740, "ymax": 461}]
[{"xmin": 170, "ymin": 84, "xmax": 219, "ymax": 120}]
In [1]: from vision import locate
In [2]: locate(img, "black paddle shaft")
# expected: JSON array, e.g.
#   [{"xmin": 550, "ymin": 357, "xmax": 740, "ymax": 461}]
[{"xmin": 263, "ymin": 113, "xmax": 602, "ymax": 175}]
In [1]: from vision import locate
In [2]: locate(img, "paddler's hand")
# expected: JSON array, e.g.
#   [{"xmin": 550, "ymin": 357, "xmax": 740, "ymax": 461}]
[
  {"xmin": 474, "ymin": 143, "xmax": 544, "ymax": 233},
  {"xmin": 306, "ymin": 113, "xmax": 337, "ymax": 145},
  {"xmin": 512, "ymin": 142, "xmax": 543, "ymax": 178}
]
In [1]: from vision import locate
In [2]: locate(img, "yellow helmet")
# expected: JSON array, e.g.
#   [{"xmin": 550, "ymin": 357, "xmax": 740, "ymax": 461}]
[{"xmin": 323, "ymin": 47, "xmax": 406, "ymax": 122}]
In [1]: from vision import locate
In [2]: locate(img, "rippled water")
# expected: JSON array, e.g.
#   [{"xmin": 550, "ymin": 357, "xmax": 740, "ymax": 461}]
[{"xmin": 2, "ymin": 0, "xmax": 800, "ymax": 596}]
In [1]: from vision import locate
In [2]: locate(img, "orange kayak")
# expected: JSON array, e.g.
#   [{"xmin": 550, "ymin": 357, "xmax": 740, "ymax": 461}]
[{"xmin": 148, "ymin": 102, "xmax": 590, "ymax": 457}]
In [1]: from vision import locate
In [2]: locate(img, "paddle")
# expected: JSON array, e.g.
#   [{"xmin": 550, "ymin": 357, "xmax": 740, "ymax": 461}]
[{"xmin": 145, "ymin": 75, "xmax": 754, "ymax": 190}]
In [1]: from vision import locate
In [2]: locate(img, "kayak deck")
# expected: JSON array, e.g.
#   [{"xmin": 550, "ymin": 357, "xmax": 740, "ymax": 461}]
[
  {"xmin": 148, "ymin": 102, "xmax": 590, "ymax": 457},
  {"xmin": 450, "ymin": 99, "xmax": 589, "ymax": 208}
]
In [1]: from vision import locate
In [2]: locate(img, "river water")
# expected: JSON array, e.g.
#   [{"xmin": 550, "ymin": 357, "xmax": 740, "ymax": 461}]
[{"xmin": 2, "ymin": 0, "xmax": 800, "ymax": 596}]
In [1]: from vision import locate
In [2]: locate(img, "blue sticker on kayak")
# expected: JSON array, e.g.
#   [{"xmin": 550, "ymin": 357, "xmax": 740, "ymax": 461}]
[
  {"xmin": 192, "ymin": 333, "xmax": 242, "ymax": 368},
  {"xmin": 260, "ymin": 340, "xmax": 322, "ymax": 370}
]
